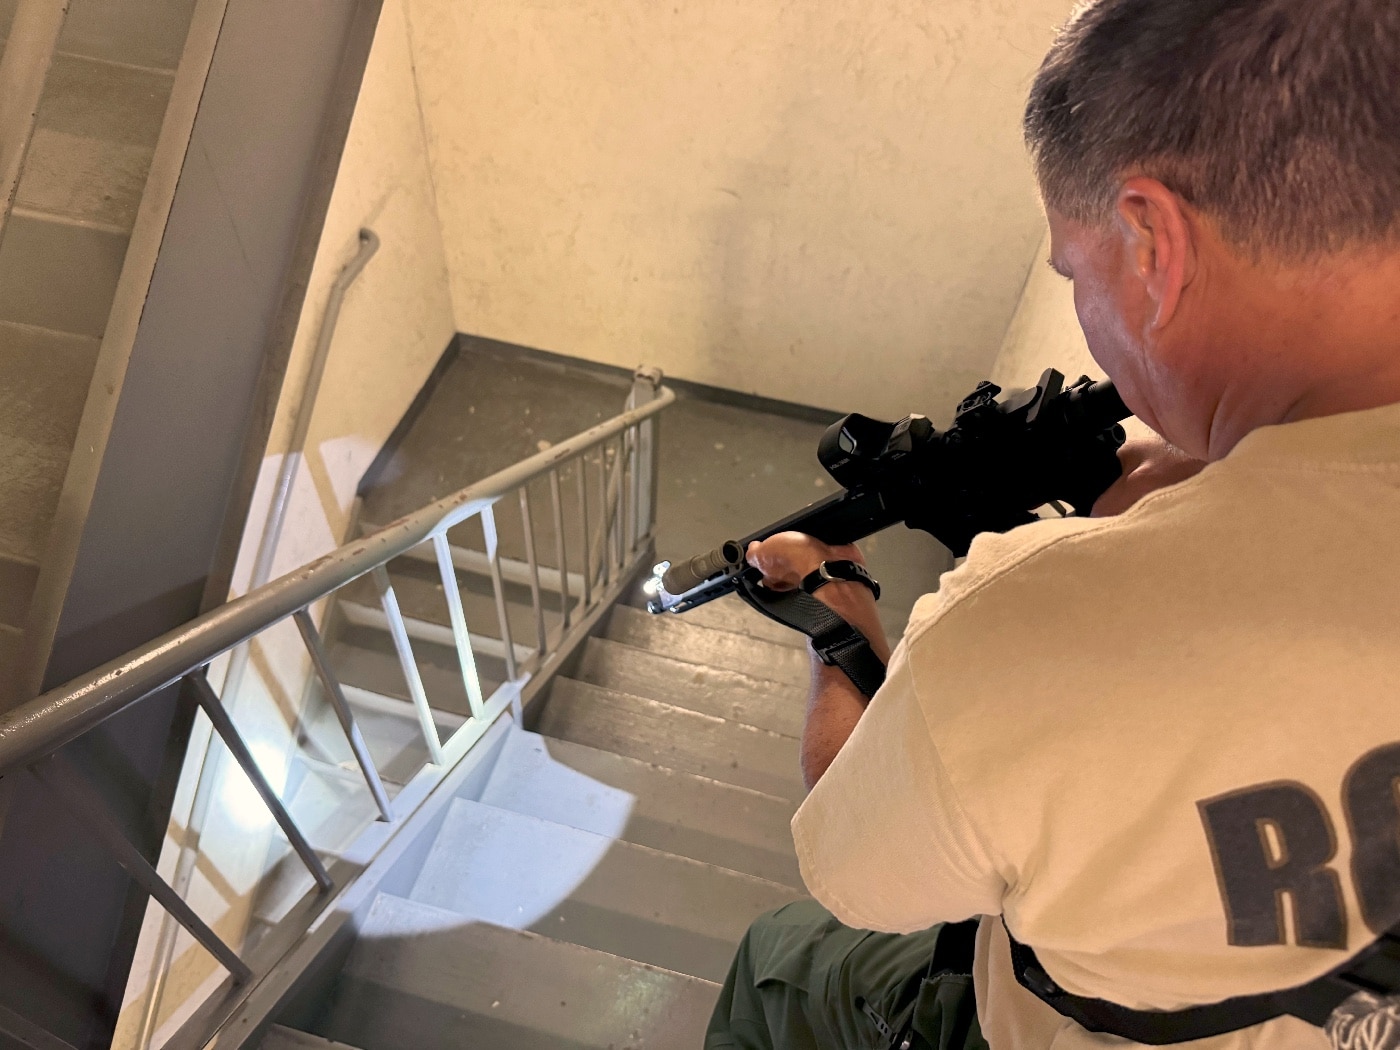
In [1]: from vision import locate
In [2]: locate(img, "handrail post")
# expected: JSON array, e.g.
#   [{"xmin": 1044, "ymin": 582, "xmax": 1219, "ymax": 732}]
[
  {"xmin": 518, "ymin": 488, "xmax": 549, "ymax": 661},
  {"xmin": 480, "ymin": 505, "xmax": 518, "ymax": 682},
  {"xmin": 293, "ymin": 608, "xmax": 397, "ymax": 817},
  {"xmin": 630, "ymin": 367, "xmax": 664, "ymax": 543},
  {"xmin": 596, "ymin": 447, "xmax": 612, "ymax": 588},
  {"xmin": 549, "ymin": 469, "xmax": 571, "ymax": 630},
  {"xmin": 432, "ymin": 532, "xmax": 486, "ymax": 720},
  {"xmin": 368, "ymin": 568, "xmax": 445, "ymax": 765},
  {"xmin": 31, "ymin": 755, "xmax": 252, "ymax": 984},
  {"xmin": 189, "ymin": 675, "xmax": 333, "ymax": 891},
  {"xmin": 575, "ymin": 462, "xmax": 592, "ymax": 608}
]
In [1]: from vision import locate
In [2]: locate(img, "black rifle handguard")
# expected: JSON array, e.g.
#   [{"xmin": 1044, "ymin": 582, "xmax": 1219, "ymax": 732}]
[{"xmin": 644, "ymin": 368, "xmax": 1132, "ymax": 616}]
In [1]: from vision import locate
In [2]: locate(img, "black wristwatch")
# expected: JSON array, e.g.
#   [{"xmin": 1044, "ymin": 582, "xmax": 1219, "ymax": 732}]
[{"xmin": 800, "ymin": 560, "xmax": 881, "ymax": 601}]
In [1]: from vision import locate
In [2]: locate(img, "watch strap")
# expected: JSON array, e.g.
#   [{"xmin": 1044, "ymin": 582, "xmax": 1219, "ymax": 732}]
[{"xmin": 801, "ymin": 559, "xmax": 881, "ymax": 601}]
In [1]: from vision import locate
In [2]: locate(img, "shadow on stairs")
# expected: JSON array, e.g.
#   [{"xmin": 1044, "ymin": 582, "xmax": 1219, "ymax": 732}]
[{"xmin": 263, "ymin": 595, "xmax": 812, "ymax": 1049}]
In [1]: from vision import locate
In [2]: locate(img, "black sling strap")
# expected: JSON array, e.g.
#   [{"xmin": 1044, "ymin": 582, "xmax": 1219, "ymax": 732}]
[
  {"xmin": 1006, "ymin": 923, "xmax": 1400, "ymax": 1043},
  {"xmin": 733, "ymin": 577, "xmax": 888, "ymax": 699}
]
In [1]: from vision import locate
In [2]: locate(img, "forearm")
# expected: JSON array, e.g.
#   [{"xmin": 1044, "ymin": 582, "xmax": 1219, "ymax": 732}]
[{"xmin": 799, "ymin": 580, "xmax": 891, "ymax": 790}]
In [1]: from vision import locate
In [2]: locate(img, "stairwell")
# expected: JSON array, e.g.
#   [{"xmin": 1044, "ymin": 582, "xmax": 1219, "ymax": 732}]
[{"xmin": 259, "ymin": 584, "xmax": 812, "ymax": 1049}]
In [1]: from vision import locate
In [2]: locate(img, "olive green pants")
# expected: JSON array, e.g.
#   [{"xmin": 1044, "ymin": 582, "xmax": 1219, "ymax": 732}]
[{"xmin": 706, "ymin": 900, "xmax": 988, "ymax": 1050}]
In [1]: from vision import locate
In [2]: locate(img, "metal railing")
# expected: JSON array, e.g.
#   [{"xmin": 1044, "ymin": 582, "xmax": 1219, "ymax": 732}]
[{"xmin": 0, "ymin": 368, "xmax": 672, "ymax": 1044}]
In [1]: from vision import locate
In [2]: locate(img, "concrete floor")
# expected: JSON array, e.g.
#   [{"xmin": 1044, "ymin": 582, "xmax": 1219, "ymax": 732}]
[{"xmin": 361, "ymin": 340, "xmax": 951, "ymax": 642}]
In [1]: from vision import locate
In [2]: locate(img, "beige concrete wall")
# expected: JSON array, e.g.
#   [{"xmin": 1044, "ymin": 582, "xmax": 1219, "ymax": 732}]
[
  {"xmin": 115, "ymin": 2, "xmax": 455, "ymax": 1043},
  {"xmin": 405, "ymin": 0, "xmax": 1076, "ymax": 421}
]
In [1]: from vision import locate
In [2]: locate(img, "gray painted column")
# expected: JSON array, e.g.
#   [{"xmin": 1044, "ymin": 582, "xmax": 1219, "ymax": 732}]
[{"xmin": 0, "ymin": 2, "xmax": 383, "ymax": 1047}]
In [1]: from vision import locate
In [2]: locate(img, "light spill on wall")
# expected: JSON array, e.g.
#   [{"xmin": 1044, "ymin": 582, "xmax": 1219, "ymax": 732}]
[
  {"xmin": 990, "ymin": 230, "xmax": 1100, "ymax": 392},
  {"xmin": 989, "ymin": 229, "xmax": 1154, "ymax": 447},
  {"xmin": 404, "ymin": 0, "xmax": 1078, "ymax": 421},
  {"xmin": 113, "ymin": 2, "xmax": 455, "ymax": 1045}
]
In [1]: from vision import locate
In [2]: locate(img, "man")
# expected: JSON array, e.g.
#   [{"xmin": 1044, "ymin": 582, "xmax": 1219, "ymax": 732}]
[{"xmin": 706, "ymin": 0, "xmax": 1400, "ymax": 1047}]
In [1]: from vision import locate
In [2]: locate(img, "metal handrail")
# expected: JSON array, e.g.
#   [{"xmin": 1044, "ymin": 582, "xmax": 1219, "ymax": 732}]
[{"xmin": 0, "ymin": 384, "xmax": 674, "ymax": 773}]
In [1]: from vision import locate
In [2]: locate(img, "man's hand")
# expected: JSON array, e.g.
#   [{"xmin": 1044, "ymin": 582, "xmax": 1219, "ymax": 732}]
[
  {"xmin": 746, "ymin": 533, "xmax": 890, "ymax": 790},
  {"xmin": 1091, "ymin": 434, "xmax": 1206, "ymax": 517},
  {"xmin": 744, "ymin": 533, "xmax": 864, "ymax": 590}
]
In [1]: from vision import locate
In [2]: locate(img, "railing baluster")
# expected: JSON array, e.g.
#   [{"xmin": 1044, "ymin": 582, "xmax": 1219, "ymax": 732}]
[
  {"xmin": 597, "ymin": 447, "xmax": 612, "ymax": 587},
  {"xmin": 576, "ymin": 459, "xmax": 593, "ymax": 608},
  {"xmin": 189, "ymin": 675, "xmax": 333, "ymax": 891},
  {"xmin": 645, "ymin": 415, "xmax": 661, "ymax": 537},
  {"xmin": 627, "ymin": 425, "xmax": 641, "ymax": 554},
  {"xmin": 294, "ymin": 609, "xmax": 398, "ymax": 817},
  {"xmin": 31, "ymin": 755, "xmax": 253, "ymax": 984},
  {"xmin": 518, "ymin": 487, "xmax": 549, "ymax": 662},
  {"xmin": 614, "ymin": 434, "xmax": 627, "ymax": 568},
  {"xmin": 369, "ymin": 567, "xmax": 445, "ymax": 765},
  {"xmin": 432, "ymin": 532, "xmax": 486, "ymax": 721},
  {"xmin": 549, "ymin": 468, "xmax": 571, "ymax": 629},
  {"xmin": 481, "ymin": 505, "xmax": 519, "ymax": 682}
]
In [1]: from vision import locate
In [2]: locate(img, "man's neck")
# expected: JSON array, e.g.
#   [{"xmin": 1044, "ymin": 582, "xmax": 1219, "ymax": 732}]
[{"xmin": 1200, "ymin": 246, "xmax": 1400, "ymax": 459}]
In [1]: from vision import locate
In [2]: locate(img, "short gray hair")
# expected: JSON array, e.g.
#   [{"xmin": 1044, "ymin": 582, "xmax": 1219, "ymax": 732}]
[{"xmin": 1025, "ymin": 0, "xmax": 1400, "ymax": 258}]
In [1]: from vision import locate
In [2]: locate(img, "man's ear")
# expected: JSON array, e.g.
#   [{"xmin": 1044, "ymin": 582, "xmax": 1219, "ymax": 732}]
[{"xmin": 1114, "ymin": 178, "xmax": 1196, "ymax": 329}]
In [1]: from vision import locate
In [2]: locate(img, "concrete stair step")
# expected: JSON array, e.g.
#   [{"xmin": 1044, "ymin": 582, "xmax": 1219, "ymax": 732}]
[
  {"xmin": 0, "ymin": 555, "xmax": 38, "ymax": 631},
  {"xmin": 328, "ymin": 627, "xmax": 506, "ymax": 723},
  {"xmin": 0, "ymin": 626, "xmax": 21, "ymax": 692},
  {"xmin": 605, "ymin": 605, "xmax": 809, "ymax": 687},
  {"xmin": 0, "ymin": 321, "xmax": 101, "ymax": 561},
  {"xmin": 360, "ymin": 524, "xmax": 586, "ymax": 603},
  {"xmin": 0, "ymin": 210, "xmax": 127, "ymax": 338},
  {"xmin": 247, "ymin": 753, "xmax": 410, "ymax": 928},
  {"xmin": 338, "ymin": 561, "xmax": 553, "ymax": 665},
  {"xmin": 57, "ymin": 0, "xmax": 200, "ymax": 72},
  {"xmin": 18, "ymin": 53, "xmax": 173, "ymax": 230},
  {"xmin": 642, "ymin": 593, "xmax": 808, "ymax": 650},
  {"xmin": 261, "ymin": 1026, "xmax": 363, "ymax": 1050},
  {"xmin": 321, "ymin": 893, "xmax": 719, "ymax": 1050},
  {"xmin": 297, "ymin": 680, "xmax": 460, "ymax": 786},
  {"xmin": 576, "ymin": 636, "xmax": 804, "ymax": 738},
  {"xmin": 538, "ymin": 678, "xmax": 805, "ymax": 803},
  {"xmin": 410, "ymin": 798, "xmax": 801, "ymax": 981},
  {"xmin": 480, "ymin": 726, "xmax": 801, "ymax": 887}
]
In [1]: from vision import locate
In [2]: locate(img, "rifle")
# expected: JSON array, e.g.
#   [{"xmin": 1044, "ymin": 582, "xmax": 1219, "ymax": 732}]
[{"xmin": 645, "ymin": 368, "xmax": 1133, "ymax": 615}]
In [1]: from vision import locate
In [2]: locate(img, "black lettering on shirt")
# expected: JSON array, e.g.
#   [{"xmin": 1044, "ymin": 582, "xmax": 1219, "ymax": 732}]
[
  {"xmin": 1198, "ymin": 782, "xmax": 1347, "ymax": 949},
  {"xmin": 1344, "ymin": 742, "xmax": 1400, "ymax": 933}
]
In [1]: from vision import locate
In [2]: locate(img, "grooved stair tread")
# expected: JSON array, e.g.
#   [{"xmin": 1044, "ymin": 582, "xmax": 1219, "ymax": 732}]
[
  {"xmin": 0, "ymin": 323, "xmax": 101, "ymax": 560},
  {"xmin": 606, "ymin": 605, "xmax": 809, "ymax": 687},
  {"xmin": 297, "ymin": 678, "xmax": 455, "ymax": 787},
  {"xmin": 577, "ymin": 636, "xmax": 804, "ymax": 738},
  {"xmin": 325, "ymin": 893, "xmax": 719, "ymax": 1050},
  {"xmin": 328, "ymin": 633, "xmax": 504, "ymax": 722},
  {"xmin": 261, "ymin": 1027, "xmax": 363, "ymax": 1050},
  {"xmin": 410, "ymin": 798, "xmax": 803, "ymax": 980},
  {"xmin": 0, "ymin": 626, "xmax": 21, "ymax": 687},
  {"xmin": 0, "ymin": 210, "xmax": 127, "ymax": 338},
  {"xmin": 539, "ymin": 678, "xmax": 806, "ymax": 803},
  {"xmin": 0, "ymin": 555, "xmax": 38, "ymax": 630},
  {"xmin": 481, "ymin": 727, "xmax": 801, "ymax": 886},
  {"xmin": 645, "ymin": 595, "xmax": 808, "ymax": 650},
  {"xmin": 19, "ymin": 53, "xmax": 173, "ymax": 230},
  {"xmin": 339, "ymin": 558, "xmax": 567, "ymax": 651}
]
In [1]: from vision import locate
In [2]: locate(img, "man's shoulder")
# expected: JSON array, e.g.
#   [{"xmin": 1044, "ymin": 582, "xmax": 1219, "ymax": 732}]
[{"xmin": 903, "ymin": 472, "xmax": 1204, "ymax": 645}]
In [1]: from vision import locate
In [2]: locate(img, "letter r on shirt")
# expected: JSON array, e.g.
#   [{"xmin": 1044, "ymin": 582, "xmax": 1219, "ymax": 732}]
[{"xmin": 1198, "ymin": 782, "xmax": 1348, "ymax": 949}]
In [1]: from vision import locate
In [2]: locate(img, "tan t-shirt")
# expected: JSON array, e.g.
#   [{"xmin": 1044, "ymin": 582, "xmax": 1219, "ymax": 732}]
[{"xmin": 792, "ymin": 402, "xmax": 1400, "ymax": 1049}]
